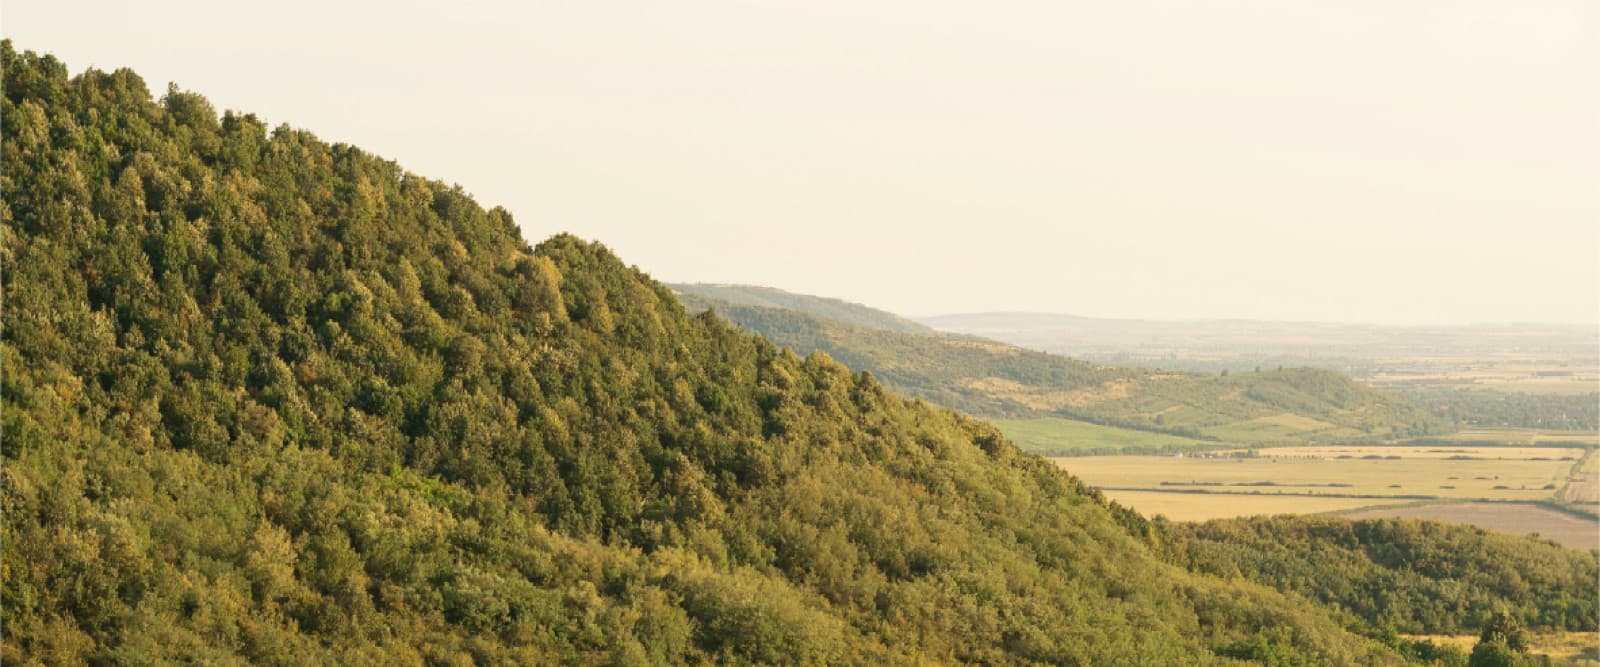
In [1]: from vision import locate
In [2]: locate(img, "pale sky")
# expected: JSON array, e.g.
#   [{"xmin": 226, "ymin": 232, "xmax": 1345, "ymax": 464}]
[{"xmin": 5, "ymin": 0, "xmax": 1598, "ymax": 324}]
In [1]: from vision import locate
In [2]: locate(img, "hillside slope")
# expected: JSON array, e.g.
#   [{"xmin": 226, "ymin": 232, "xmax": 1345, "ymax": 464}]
[
  {"xmin": 677, "ymin": 292, "xmax": 1445, "ymax": 444},
  {"xmin": 669, "ymin": 282, "xmax": 933, "ymax": 333},
  {"xmin": 3, "ymin": 43, "xmax": 1588, "ymax": 665}
]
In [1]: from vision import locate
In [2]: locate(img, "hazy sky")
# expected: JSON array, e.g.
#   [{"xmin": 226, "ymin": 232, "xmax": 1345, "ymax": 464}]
[{"xmin": 6, "ymin": 1, "xmax": 1598, "ymax": 324}]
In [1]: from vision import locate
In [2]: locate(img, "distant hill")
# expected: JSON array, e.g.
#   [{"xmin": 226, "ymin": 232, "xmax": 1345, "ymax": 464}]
[
  {"xmin": 681, "ymin": 296, "xmax": 1447, "ymax": 443},
  {"xmin": 919, "ymin": 312, "xmax": 1599, "ymax": 372},
  {"xmin": 672, "ymin": 283, "xmax": 932, "ymax": 333},
  {"xmin": 919, "ymin": 312, "xmax": 1600, "ymax": 347},
  {"xmin": 923, "ymin": 312, "xmax": 1600, "ymax": 431},
  {"xmin": 921, "ymin": 311, "xmax": 1129, "ymax": 331}
]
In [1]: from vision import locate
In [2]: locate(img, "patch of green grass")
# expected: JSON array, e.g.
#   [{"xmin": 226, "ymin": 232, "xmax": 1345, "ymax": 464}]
[
  {"xmin": 1199, "ymin": 415, "xmax": 1337, "ymax": 443},
  {"xmin": 991, "ymin": 417, "xmax": 1226, "ymax": 456},
  {"xmin": 1411, "ymin": 427, "xmax": 1598, "ymax": 447}
]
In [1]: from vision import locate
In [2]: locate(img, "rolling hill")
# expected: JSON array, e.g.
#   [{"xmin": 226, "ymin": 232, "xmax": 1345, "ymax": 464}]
[
  {"xmin": 917, "ymin": 312, "xmax": 1600, "ymax": 360},
  {"xmin": 668, "ymin": 283, "xmax": 934, "ymax": 333},
  {"xmin": 675, "ymin": 288, "xmax": 1447, "ymax": 445},
  {"xmin": 3, "ymin": 43, "xmax": 1591, "ymax": 665}
]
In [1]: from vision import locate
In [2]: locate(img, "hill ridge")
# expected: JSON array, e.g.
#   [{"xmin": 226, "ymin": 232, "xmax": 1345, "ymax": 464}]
[
  {"xmin": 669, "ymin": 282, "xmax": 933, "ymax": 334},
  {"xmin": 675, "ymin": 289, "xmax": 1446, "ymax": 445}
]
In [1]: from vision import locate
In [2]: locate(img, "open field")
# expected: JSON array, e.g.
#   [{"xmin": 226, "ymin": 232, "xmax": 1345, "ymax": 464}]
[
  {"xmin": 1051, "ymin": 445, "xmax": 1600, "ymax": 542},
  {"xmin": 1200, "ymin": 413, "xmax": 1344, "ymax": 443},
  {"xmin": 1369, "ymin": 356, "xmax": 1600, "ymax": 396},
  {"xmin": 1417, "ymin": 427, "xmax": 1599, "ymax": 446},
  {"xmin": 1560, "ymin": 449, "xmax": 1600, "ymax": 511},
  {"xmin": 1404, "ymin": 632, "xmax": 1600, "ymax": 665},
  {"xmin": 992, "ymin": 417, "xmax": 1222, "ymax": 455},
  {"xmin": 1098, "ymin": 489, "xmax": 1404, "ymax": 522},
  {"xmin": 1255, "ymin": 445, "xmax": 1585, "ymax": 460},
  {"xmin": 1342, "ymin": 502, "xmax": 1599, "ymax": 552},
  {"xmin": 1055, "ymin": 447, "xmax": 1582, "ymax": 503}
]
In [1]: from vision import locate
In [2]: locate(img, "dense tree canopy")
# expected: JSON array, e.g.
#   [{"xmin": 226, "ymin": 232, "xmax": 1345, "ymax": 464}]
[
  {"xmin": 1152, "ymin": 515, "xmax": 1597, "ymax": 636},
  {"xmin": 1398, "ymin": 388, "xmax": 1600, "ymax": 433},
  {"xmin": 2, "ymin": 42, "xmax": 1592, "ymax": 665}
]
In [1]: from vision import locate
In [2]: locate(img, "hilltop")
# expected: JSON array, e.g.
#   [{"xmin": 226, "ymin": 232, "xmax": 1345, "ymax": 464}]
[
  {"xmin": 2, "ymin": 43, "xmax": 1590, "ymax": 664},
  {"xmin": 669, "ymin": 283, "xmax": 933, "ymax": 334}
]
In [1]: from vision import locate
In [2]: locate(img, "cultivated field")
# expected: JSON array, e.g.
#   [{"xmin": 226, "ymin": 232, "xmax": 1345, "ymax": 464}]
[
  {"xmin": 1056, "ymin": 447, "xmax": 1583, "ymax": 503},
  {"xmin": 1560, "ymin": 449, "xmax": 1599, "ymax": 510},
  {"xmin": 1369, "ymin": 356, "xmax": 1600, "ymax": 396},
  {"xmin": 1199, "ymin": 413, "xmax": 1344, "ymax": 443},
  {"xmin": 1342, "ymin": 503, "xmax": 1598, "ymax": 552},
  {"xmin": 1052, "ymin": 443, "xmax": 1600, "ymax": 546},
  {"xmin": 1420, "ymin": 427, "xmax": 1599, "ymax": 446},
  {"xmin": 1098, "ymin": 490, "xmax": 1403, "ymax": 522},
  {"xmin": 1255, "ymin": 445, "xmax": 1585, "ymax": 460},
  {"xmin": 1055, "ymin": 442, "xmax": 1600, "ymax": 549},
  {"xmin": 993, "ymin": 417, "xmax": 1221, "ymax": 455}
]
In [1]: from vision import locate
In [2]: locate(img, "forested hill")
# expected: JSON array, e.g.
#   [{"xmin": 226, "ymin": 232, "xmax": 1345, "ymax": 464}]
[
  {"xmin": 678, "ymin": 292, "xmax": 1446, "ymax": 443},
  {"xmin": 3, "ymin": 43, "xmax": 1591, "ymax": 664},
  {"xmin": 669, "ymin": 282, "xmax": 933, "ymax": 333}
]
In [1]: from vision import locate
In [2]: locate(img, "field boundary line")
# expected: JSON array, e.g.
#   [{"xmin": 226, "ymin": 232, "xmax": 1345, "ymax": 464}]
[{"xmin": 1092, "ymin": 486, "xmax": 1439, "ymax": 501}]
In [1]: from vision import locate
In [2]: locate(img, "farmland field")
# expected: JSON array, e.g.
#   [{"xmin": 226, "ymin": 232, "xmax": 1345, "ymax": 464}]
[
  {"xmin": 992, "ymin": 417, "xmax": 1222, "ymax": 455},
  {"xmin": 1055, "ymin": 447, "xmax": 1582, "ymax": 503},
  {"xmin": 1369, "ymin": 357, "xmax": 1600, "ymax": 395},
  {"xmin": 1051, "ymin": 443, "xmax": 1600, "ymax": 542},
  {"xmin": 1343, "ymin": 503, "xmax": 1598, "ymax": 552},
  {"xmin": 1097, "ymin": 490, "xmax": 1403, "ymax": 522},
  {"xmin": 1201, "ymin": 413, "xmax": 1341, "ymax": 443},
  {"xmin": 1254, "ymin": 445, "xmax": 1585, "ymax": 460},
  {"xmin": 1560, "ymin": 449, "xmax": 1599, "ymax": 509},
  {"xmin": 1418, "ymin": 427, "xmax": 1599, "ymax": 446}
]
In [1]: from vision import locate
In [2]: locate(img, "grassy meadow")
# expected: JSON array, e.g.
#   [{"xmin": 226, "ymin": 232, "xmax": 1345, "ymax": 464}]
[
  {"xmin": 991, "ymin": 417, "xmax": 1224, "ymax": 455},
  {"xmin": 1199, "ymin": 413, "xmax": 1343, "ymax": 442}
]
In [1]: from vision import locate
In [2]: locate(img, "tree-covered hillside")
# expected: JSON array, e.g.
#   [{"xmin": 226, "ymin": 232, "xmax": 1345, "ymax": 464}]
[
  {"xmin": 2, "ymin": 43, "xmax": 1590, "ymax": 665},
  {"xmin": 671, "ymin": 283, "xmax": 933, "ymax": 334},
  {"xmin": 680, "ymin": 294, "xmax": 1446, "ymax": 444},
  {"xmin": 1397, "ymin": 388, "xmax": 1600, "ymax": 433},
  {"xmin": 1152, "ymin": 515, "xmax": 1598, "ymax": 637}
]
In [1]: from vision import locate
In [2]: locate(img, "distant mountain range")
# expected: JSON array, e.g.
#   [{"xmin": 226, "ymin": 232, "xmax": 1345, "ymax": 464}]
[{"xmin": 918, "ymin": 312, "xmax": 1599, "ymax": 361}]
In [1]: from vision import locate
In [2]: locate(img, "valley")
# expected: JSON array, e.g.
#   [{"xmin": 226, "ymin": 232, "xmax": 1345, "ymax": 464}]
[
  {"xmin": 677, "ymin": 284, "xmax": 1600, "ymax": 554},
  {"xmin": 675, "ymin": 285, "xmax": 1448, "ymax": 445}
]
